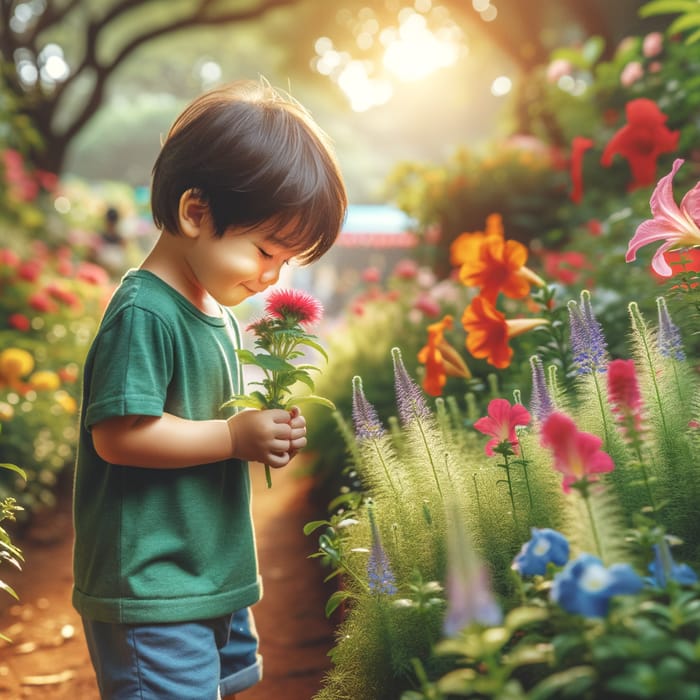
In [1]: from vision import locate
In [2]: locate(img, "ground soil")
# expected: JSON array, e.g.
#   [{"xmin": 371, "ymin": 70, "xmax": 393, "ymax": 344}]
[{"xmin": 0, "ymin": 461, "xmax": 336, "ymax": 699}]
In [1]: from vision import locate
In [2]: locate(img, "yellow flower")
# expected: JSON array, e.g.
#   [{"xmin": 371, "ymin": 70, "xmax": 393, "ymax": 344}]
[
  {"xmin": 0, "ymin": 402, "xmax": 14, "ymax": 421},
  {"xmin": 29, "ymin": 370, "xmax": 61, "ymax": 391},
  {"xmin": 0, "ymin": 348, "xmax": 34, "ymax": 381},
  {"xmin": 54, "ymin": 390, "xmax": 77, "ymax": 414}
]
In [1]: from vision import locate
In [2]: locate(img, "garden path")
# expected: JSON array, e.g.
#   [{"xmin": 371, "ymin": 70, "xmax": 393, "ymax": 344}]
[{"xmin": 0, "ymin": 459, "xmax": 335, "ymax": 699}]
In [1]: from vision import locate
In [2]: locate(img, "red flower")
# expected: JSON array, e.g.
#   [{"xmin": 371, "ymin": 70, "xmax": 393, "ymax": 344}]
[
  {"xmin": 75, "ymin": 262, "xmax": 110, "ymax": 286},
  {"xmin": 540, "ymin": 412, "xmax": 614, "ymax": 493},
  {"xmin": 28, "ymin": 291, "xmax": 58, "ymax": 313},
  {"xmin": 8, "ymin": 313, "xmax": 30, "ymax": 331},
  {"xmin": 474, "ymin": 398, "xmax": 531, "ymax": 456},
  {"xmin": 601, "ymin": 99, "xmax": 679, "ymax": 190},
  {"xmin": 265, "ymin": 288, "xmax": 323, "ymax": 327},
  {"xmin": 0, "ymin": 249, "xmax": 20, "ymax": 268},
  {"xmin": 18, "ymin": 260, "xmax": 43, "ymax": 282},
  {"xmin": 570, "ymin": 136, "xmax": 594, "ymax": 203},
  {"xmin": 542, "ymin": 251, "xmax": 591, "ymax": 286}
]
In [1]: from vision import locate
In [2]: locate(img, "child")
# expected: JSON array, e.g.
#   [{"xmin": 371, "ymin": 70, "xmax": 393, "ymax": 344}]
[{"xmin": 72, "ymin": 79, "xmax": 347, "ymax": 699}]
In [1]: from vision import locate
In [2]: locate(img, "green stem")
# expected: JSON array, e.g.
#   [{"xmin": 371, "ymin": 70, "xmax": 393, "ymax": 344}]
[
  {"xmin": 416, "ymin": 419, "xmax": 443, "ymax": 500},
  {"xmin": 591, "ymin": 370, "xmax": 611, "ymax": 450},
  {"xmin": 583, "ymin": 492, "xmax": 603, "ymax": 560},
  {"xmin": 501, "ymin": 452, "xmax": 519, "ymax": 530}
]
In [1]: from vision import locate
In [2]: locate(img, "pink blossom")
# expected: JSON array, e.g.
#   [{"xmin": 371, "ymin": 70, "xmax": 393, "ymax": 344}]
[
  {"xmin": 541, "ymin": 412, "xmax": 614, "ymax": 493},
  {"xmin": 393, "ymin": 258, "xmax": 418, "ymax": 279},
  {"xmin": 607, "ymin": 359, "xmax": 643, "ymax": 435},
  {"xmin": 620, "ymin": 61, "xmax": 644, "ymax": 87},
  {"xmin": 413, "ymin": 294, "xmax": 441, "ymax": 318},
  {"xmin": 546, "ymin": 58, "xmax": 573, "ymax": 84},
  {"xmin": 643, "ymin": 32, "xmax": 663, "ymax": 58},
  {"xmin": 474, "ymin": 398, "xmax": 531, "ymax": 456},
  {"xmin": 8, "ymin": 314, "xmax": 30, "ymax": 332},
  {"xmin": 626, "ymin": 159, "xmax": 700, "ymax": 277},
  {"xmin": 362, "ymin": 267, "xmax": 381, "ymax": 284},
  {"xmin": 265, "ymin": 288, "xmax": 323, "ymax": 327}
]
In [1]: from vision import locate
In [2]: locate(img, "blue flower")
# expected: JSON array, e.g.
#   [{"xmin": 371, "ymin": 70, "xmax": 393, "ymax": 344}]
[
  {"xmin": 529, "ymin": 356, "xmax": 554, "ymax": 423},
  {"xmin": 647, "ymin": 540, "xmax": 698, "ymax": 589},
  {"xmin": 657, "ymin": 296, "xmax": 685, "ymax": 361},
  {"xmin": 367, "ymin": 506, "xmax": 397, "ymax": 596},
  {"xmin": 352, "ymin": 376, "xmax": 385, "ymax": 440},
  {"xmin": 512, "ymin": 527, "xmax": 570, "ymax": 577},
  {"xmin": 567, "ymin": 290, "xmax": 608, "ymax": 375},
  {"xmin": 392, "ymin": 347, "xmax": 431, "ymax": 426},
  {"xmin": 551, "ymin": 553, "xmax": 643, "ymax": 618}
]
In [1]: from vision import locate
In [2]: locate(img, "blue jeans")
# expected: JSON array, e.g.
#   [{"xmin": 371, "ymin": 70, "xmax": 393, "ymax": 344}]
[{"xmin": 83, "ymin": 608, "xmax": 262, "ymax": 699}]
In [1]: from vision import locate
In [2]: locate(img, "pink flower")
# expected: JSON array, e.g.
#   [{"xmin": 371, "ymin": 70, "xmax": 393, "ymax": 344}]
[
  {"xmin": 546, "ymin": 58, "xmax": 573, "ymax": 84},
  {"xmin": 620, "ymin": 61, "xmax": 644, "ymax": 87},
  {"xmin": 607, "ymin": 359, "xmax": 643, "ymax": 436},
  {"xmin": 474, "ymin": 398, "xmax": 531, "ymax": 456},
  {"xmin": 540, "ymin": 412, "xmax": 614, "ymax": 493},
  {"xmin": 643, "ymin": 32, "xmax": 663, "ymax": 58},
  {"xmin": 265, "ymin": 288, "xmax": 323, "ymax": 327},
  {"xmin": 362, "ymin": 267, "xmax": 381, "ymax": 284},
  {"xmin": 393, "ymin": 258, "xmax": 418, "ymax": 279},
  {"xmin": 626, "ymin": 158, "xmax": 700, "ymax": 277},
  {"xmin": 75, "ymin": 262, "xmax": 110, "ymax": 286},
  {"xmin": 0, "ymin": 249, "xmax": 20, "ymax": 268}
]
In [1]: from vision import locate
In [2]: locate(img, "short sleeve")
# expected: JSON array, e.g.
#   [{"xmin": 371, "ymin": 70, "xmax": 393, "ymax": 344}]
[{"xmin": 84, "ymin": 306, "xmax": 174, "ymax": 429}]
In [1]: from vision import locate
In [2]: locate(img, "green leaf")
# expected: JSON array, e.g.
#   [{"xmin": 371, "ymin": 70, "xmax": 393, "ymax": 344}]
[
  {"xmin": 0, "ymin": 463, "xmax": 26, "ymax": 481},
  {"xmin": 581, "ymin": 35, "xmax": 605, "ymax": 65},
  {"xmin": 254, "ymin": 354, "xmax": 294, "ymax": 372},
  {"xmin": 297, "ymin": 337, "xmax": 329, "ymax": 362},
  {"xmin": 504, "ymin": 606, "xmax": 550, "ymax": 631},
  {"xmin": 0, "ymin": 580, "xmax": 19, "ymax": 600},
  {"xmin": 325, "ymin": 589, "xmax": 353, "ymax": 617},
  {"xmin": 668, "ymin": 11, "xmax": 700, "ymax": 32},
  {"xmin": 287, "ymin": 395, "xmax": 336, "ymax": 410},
  {"xmin": 235, "ymin": 348, "xmax": 258, "ymax": 364},
  {"xmin": 223, "ymin": 394, "xmax": 267, "ymax": 409},
  {"xmin": 527, "ymin": 666, "xmax": 596, "ymax": 700},
  {"xmin": 639, "ymin": 0, "xmax": 700, "ymax": 18},
  {"xmin": 303, "ymin": 520, "xmax": 330, "ymax": 536}
]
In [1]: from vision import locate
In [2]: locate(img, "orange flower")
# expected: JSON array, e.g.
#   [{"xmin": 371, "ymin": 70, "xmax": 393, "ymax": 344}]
[
  {"xmin": 451, "ymin": 214, "xmax": 544, "ymax": 303},
  {"xmin": 450, "ymin": 213, "xmax": 503, "ymax": 267},
  {"xmin": 418, "ymin": 315, "xmax": 471, "ymax": 396},
  {"xmin": 462, "ymin": 296, "xmax": 547, "ymax": 369}
]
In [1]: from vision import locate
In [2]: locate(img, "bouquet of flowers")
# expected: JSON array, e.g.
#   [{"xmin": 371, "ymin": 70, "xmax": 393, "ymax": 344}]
[{"xmin": 225, "ymin": 288, "xmax": 334, "ymax": 487}]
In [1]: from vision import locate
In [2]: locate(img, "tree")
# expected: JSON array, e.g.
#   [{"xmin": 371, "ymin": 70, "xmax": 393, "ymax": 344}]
[{"xmin": 0, "ymin": 0, "xmax": 301, "ymax": 173}]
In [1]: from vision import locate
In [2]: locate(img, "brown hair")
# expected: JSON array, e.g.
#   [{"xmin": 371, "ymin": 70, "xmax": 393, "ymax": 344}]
[{"xmin": 151, "ymin": 79, "xmax": 347, "ymax": 263}]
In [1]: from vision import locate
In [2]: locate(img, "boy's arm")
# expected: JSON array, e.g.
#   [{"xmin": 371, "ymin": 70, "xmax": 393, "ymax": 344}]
[{"xmin": 92, "ymin": 408, "xmax": 305, "ymax": 469}]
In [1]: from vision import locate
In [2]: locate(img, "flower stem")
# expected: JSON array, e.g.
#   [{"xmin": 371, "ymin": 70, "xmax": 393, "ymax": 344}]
[{"xmin": 583, "ymin": 492, "xmax": 603, "ymax": 559}]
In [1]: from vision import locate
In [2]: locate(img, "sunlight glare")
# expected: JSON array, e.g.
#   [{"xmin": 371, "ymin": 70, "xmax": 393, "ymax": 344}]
[{"xmin": 383, "ymin": 12, "xmax": 460, "ymax": 82}]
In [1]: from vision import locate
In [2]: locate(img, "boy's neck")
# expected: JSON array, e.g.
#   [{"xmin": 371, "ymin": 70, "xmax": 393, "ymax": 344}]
[{"xmin": 140, "ymin": 233, "xmax": 222, "ymax": 317}]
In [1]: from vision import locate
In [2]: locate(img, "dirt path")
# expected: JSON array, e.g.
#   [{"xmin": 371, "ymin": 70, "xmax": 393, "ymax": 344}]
[{"xmin": 0, "ymin": 461, "xmax": 335, "ymax": 699}]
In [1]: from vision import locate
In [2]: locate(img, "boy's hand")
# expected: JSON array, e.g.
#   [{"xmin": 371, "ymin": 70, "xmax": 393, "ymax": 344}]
[
  {"xmin": 227, "ymin": 408, "xmax": 305, "ymax": 467},
  {"xmin": 287, "ymin": 406, "xmax": 307, "ymax": 461}
]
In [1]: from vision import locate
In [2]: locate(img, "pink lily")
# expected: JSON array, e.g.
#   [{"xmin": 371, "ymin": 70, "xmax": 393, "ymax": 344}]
[
  {"xmin": 627, "ymin": 159, "xmax": 700, "ymax": 277},
  {"xmin": 473, "ymin": 398, "xmax": 531, "ymax": 456},
  {"xmin": 540, "ymin": 412, "xmax": 614, "ymax": 493}
]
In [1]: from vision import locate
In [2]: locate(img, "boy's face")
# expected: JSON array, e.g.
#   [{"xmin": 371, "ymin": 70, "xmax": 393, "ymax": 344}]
[{"xmin": 185, "ymin": 219, "xmax": 301, "ymax": 308}]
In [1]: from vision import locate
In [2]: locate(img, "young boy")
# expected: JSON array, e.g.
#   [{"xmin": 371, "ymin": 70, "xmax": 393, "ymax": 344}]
[{"xmin": 72, "ymin": 79, "xmax": 347, "ymax": 699}]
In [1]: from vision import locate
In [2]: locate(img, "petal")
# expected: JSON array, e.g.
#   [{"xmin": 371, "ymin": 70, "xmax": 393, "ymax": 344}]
[
  {"xmin": 680, "ymin": 180, "xmax": 700, "ymax": 226},
  {"xmin": 649, "ymin": 158, "xmax": 684, "ymax": 221}
]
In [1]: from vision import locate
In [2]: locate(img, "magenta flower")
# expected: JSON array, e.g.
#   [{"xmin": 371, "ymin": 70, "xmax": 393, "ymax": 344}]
[
  {"xmin": 540, "ymin": 412, "xmax": 614, "ymax": 493},
  {"xmin": 474, "ymin": 398, "xmax": 531, "ymax": 456},
  {"xmin": 626, "ymin": 159, "xmax": 700, "ymax": 277},
  {"xmin": 265, "ymin": 288, "xmax": 323, "ymax": 327},
  {"xmin": 607, "ymin": 359, "xmax": 644, "ymax": 436}
]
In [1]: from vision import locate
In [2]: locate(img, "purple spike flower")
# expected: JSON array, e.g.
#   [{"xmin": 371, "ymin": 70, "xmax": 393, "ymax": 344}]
[
  {"xmin": 657, "ymin": 297, "xmax": 685, "ymax": 361},
  {"xmin": 352, "ymin": 376, "xmax": 385, "ymax": 440},
  {"xmin": 567, "ymin": 290, "xmax": 608, "ymax": 375},
  {"xmin": 367, "ymin": 506, "xmax": 397, "ymax": 595},
  {"xmin": 529, "ymin": 356, "xmax": 554, "ymax": 423},
  {"xmin": 391, "ymin": 347, "xmax": 431, "ymax": 426}
]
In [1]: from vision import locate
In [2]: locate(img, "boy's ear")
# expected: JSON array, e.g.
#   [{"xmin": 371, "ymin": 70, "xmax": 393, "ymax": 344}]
[{"xmin": 178, "ymin": 189, "xmax": 210, "ymax": 239}]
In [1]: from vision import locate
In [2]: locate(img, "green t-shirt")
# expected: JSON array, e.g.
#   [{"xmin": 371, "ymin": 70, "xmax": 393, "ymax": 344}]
[{"xmin": 72, "ymin": 270, "xmax": 262, "ymax": 624}]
